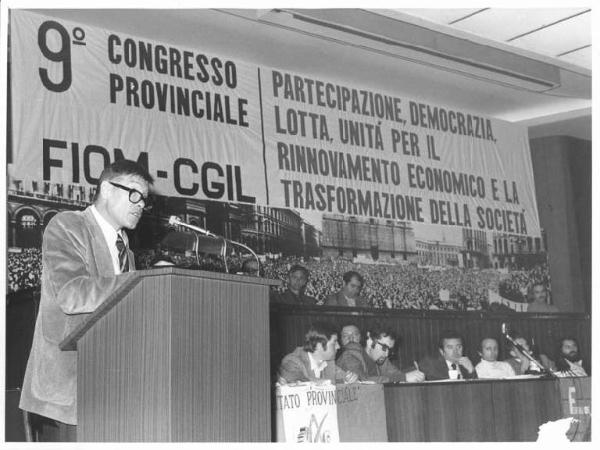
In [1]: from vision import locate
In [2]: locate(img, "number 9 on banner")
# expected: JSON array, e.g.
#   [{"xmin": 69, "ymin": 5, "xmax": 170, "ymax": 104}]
[{"xmin": 38, "ymin": 20, "xmax": 75, "ymax": 93}]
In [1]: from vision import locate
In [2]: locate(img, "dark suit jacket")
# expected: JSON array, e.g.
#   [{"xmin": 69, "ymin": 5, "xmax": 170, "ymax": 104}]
[
  {"xmin": 19, "ymin": 207, "xmax": 135, "ymax": 424},
  {"xmin": 418, "ymin": 354, "xmax": 478, "ymax": 381},
  {"xmin": 336, "ymin": 342, "xmax": 406, "ymax": 383},
  {"xmin": 324, "ymin": 290, "xmax": 368, "ymax": 307},
  {"xmin": 272, "ymin": 289, "xmax": 317, "ymax": 305}
]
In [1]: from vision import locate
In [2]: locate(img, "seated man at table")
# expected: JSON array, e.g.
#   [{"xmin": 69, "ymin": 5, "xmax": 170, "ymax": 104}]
[
  {"xmin": 324, "ymin": 271, "xmax": 368, "ymax": 307},
  {"xmin": 526, "ymin": 282, "xmax": 559, "ymax": 313},
  {"xmin": 272, "ymin": 264, "xmax": 317, "ymax": 305},
  {"xmin": 418, "ymin": 330, "xmax": 477, "ymax": 380},
  {"xmin": 505, "ymin": 335, "xmax": 555, "ymax": 375},
  {"xmin": 337, "ymin": 324, "xmax": 425, "ymax": 383},
  {"xmin": 554, "ymin": 336, "xmax": 589, "ymax": 377},
  {"xmin": 475, "ymin": 337, "xmax": 516, "ymax": 378},
  {"xmin": 340, "ymin": 323, "xmax": 361, "ymax": 347},
  {"xmin": 278, "ymin": 322, "xmax": 358, "ymax": 384}
]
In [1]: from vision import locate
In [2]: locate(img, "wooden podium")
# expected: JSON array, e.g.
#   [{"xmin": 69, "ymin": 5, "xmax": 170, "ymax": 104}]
[{"xmin": 60, "ymin": 267, "xmax": 279, "ymax": 442}]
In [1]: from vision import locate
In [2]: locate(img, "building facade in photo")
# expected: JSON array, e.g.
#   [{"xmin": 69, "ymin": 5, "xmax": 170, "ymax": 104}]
[{"xmin": 321, "ymin": 214, "xmax": 416, "ymax": 262}]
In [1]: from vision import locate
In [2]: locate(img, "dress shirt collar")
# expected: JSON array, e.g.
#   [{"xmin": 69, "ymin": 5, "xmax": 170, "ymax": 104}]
[
  {"xmin": 445, "ymin": 359, "xmax": 462, "ymax": 378},
  {"xmin": 91, "ymin": 204, "xmax": 119, "ymax": 235},
  {"xmin": 307, "ymin": 351, "xmax": 327, "ymax": 379},
  {"xmin": 344, "ymin": 294, "xmax": 356, "ymax": 307},
  {"xmin": 91, "ymin": 205, "xmax": 125, "ymax": 274}
]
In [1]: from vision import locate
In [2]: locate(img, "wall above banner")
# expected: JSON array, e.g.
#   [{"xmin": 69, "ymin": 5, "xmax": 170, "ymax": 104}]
[{"xmin": 9, "ymin": 10, "xmax": 541, "ymax": 237}]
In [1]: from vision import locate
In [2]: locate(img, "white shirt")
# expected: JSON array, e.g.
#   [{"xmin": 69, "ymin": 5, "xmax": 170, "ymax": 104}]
[
  {"xmin": 307, "ymin": 352, "xmax": 327, "ymax": 379},
  {"xmin": 475, "ymin": 360, "xmax": 516, "ymax": 379},
  {"xmin": 445, "ymin": 359, "xmax": 461, "ymax": 379},
  {"xmin": 344, "ymin": 295, "xmax": 356, "ymax": 307},
  {"xmin": 90, "ymin": 205, "xmax": 128, "ymax": 274},
  {"xmin": 555, "ymin": 360, "xmax": 588, "ymax": 377}
]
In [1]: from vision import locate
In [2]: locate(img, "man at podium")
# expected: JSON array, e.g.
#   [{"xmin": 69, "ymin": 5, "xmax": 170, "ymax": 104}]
[{"xmin": 19, "ymin": 160, "xmax": 154, "ymax": 441}]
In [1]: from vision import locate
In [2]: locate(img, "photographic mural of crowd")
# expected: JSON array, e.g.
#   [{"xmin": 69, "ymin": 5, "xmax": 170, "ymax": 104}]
[{"xmin": 8, "ymin": 247, "xmax": 550, "ymax": 312}]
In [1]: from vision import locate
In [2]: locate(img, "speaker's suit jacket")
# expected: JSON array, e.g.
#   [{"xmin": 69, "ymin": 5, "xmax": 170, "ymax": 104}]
[{"xmin": 19, "ymin": 207, "xmax": 135, "ymax": 425}]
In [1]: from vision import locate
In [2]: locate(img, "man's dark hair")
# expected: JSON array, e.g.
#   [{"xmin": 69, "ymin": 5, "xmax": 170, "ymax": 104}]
[
  {"xmin": 303, "ymin": 322, "xmax": 338, "ymax": 353},
  {"xmin": 438, "ymin": 330, "xmax": 464, "ymax": 349},
  {"xmin": 555, "ymin": 336, "xmax": 583, "ymax": 372},
  {"xmin": 366, "ymin": 323, "xmax": 398, "ymax": 349},
  {"xmin": 94, "ymin": 159, "xmax": 154, "ymax": 202},
  {"xmin": 288, "ymin": 264, "xmax": 309, "ymax": 279},
  {"xmin": 343, "ymin": 270, "xmax": 364, "ymax": 286}
]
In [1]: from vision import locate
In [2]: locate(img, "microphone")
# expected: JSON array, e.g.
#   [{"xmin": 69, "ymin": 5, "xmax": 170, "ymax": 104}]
[
  {"xmin": 168, "ymin": 215, "xmax": 217, "ymax": 237},
  {"xmin": 168, "ymin": 216, "xmax": 261, "ymax": 275},
  {"xmin": 502, "ymin": 323, "xmax": 526, "ymax": 353},
  {"xmin": 501, "ymin": 322, "xmax": 555, "ymax": 378},
  {"xmin": 501, "ymin": 322, "xmax": 527, "ymax": 353}
]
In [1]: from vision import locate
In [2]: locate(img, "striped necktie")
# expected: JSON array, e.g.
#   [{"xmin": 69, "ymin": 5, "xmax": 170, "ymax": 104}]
[{"xmin": 116, "ymin": 233, "xmax": 129, "ymax": 273}]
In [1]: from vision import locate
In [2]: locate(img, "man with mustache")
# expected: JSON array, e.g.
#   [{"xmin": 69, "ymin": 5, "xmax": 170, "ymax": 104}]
[
  {"xmin": 555, "ymin": 337, "xmax": 589, "ymax": 377},
  {"xmin": 336, "ymin": 324, "xmax": 425, "ymax": 383},
  {"xmin": 526, "ymin": 282, "xmax": 559, "ymax": 313}
]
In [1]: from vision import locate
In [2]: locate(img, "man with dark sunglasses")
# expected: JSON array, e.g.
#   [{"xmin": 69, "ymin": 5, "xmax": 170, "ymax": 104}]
[
  {"xmin": 337, "ymin": 324, "xmax": 425, "ymax": 383},
  {"xmin": 19, "ymin": 159, "xmax": 153, "ymax": 441}
]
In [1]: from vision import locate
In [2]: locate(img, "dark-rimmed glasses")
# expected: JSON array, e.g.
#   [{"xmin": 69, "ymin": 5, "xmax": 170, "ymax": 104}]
[
  {"xmin": 109, "ymin": 181, "xmax": 152, "ymax": 210},
  {"xmin": 376, "ymin": 340, "xmax": 394, "ymax": 354}
]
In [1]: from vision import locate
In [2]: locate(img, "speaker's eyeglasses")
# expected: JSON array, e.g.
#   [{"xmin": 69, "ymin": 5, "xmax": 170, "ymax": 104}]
[{"xmin": 109, "ymin": 182, "xmax": 152, "ymax": 210}]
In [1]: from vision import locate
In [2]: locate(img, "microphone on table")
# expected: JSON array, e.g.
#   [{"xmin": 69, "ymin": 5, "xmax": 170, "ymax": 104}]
[{"xmin": 501, "ymin": 322, "xmax": 555, "ymax": 378}]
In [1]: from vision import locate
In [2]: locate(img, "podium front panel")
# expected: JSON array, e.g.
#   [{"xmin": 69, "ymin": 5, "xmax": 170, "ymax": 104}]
[
  {"xmin": 78, "ymin": 275, "xmax": 173, "ymax": 441},
  {"xmin": 170, "ymin": 275, "xmax": 271, "ymax": 441},
  {"xmin": 77, "ymin": 271, "xmax": 271, "ymax": 442}
]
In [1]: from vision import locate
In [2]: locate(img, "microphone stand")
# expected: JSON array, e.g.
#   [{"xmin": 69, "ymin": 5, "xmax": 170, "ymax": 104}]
[
  {"xmin": 168, "ymin": 216, "xmax": 261, "ymax": 274},
  {"xmin": 502, "ymin": 327, "xmax": 556, "ymax": 378}
]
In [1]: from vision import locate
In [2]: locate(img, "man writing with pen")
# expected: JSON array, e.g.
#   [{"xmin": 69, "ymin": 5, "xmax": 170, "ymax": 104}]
[{"xmin": 336, "ymin": 324, "xmax": 425, "ymax": 383}]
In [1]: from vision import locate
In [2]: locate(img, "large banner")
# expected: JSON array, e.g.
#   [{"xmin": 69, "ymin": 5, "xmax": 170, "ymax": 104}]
[
  {"xmin": 10, "ymin": 10, "xmax": 540, "ymax": 236},
  {"xmin": 275, "ymin": 383, "xmax": 340, "ymax": 443},
  {"xmin": 558, "ymin": 377, "xmax": 591, "ymax": 441},
  {"xmin": 274, "ymin": 383, "xmax": 387, "ymax": 442}
]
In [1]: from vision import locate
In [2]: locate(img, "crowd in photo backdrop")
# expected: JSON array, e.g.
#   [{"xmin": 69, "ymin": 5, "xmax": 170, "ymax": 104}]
[
  {"xmin": 8, "ymin": 247, "xmax": 550, "ymax": 312},
  {"xmin": 264, "ymin": 257, "xmax": 551, "ymax": 310},
  {"xmin": 7, "ymin": 248, "xmax": 43, "ymax": 293}
]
